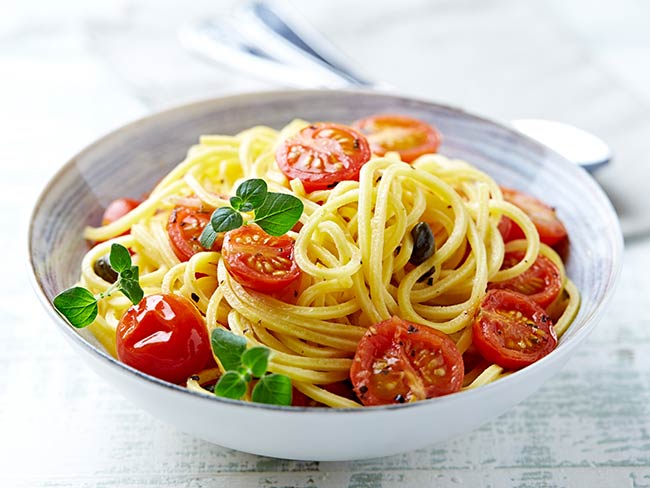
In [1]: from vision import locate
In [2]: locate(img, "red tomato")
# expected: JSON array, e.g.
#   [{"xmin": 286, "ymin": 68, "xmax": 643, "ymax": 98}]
[
  {"xmin": 222, "ymin": 225, "xmax": 301, "ymax": 293},
  {"xmin": 167, "ymin": 205, "xmax": 218, "ymax": 262},
  {"xmin": 350, "ymin": 317, "xmax": 464, "ymax": 406},
  {"xmin": 489, "ymin": 250, "xmax": 562, "ymax": 308},
  {"xmin": 291, "ymin": 388, "xmax": 317, "ymax": 407},
  {"xmin": 501, "ymin": 187, "xmax": 568, "ymax": 246},
  {"xmin": 102, "ymin": 198, "xmax": 141, "ymax": 226},
  {"xmin": 497, "ymin": 216, "xmax": 513, "ymax": 240},
  {"xmin": 353, "ymin": 114, "xmax": 441, "ymax": 162},
  {"xmin": 473, "ymin": 289, "xmax": 557, "ymax": 370},
  {"xmin": 116, "ymin": 294, "xmax": 213, "ymax": 384},
  {"xmin": 275, "ymin": 123, "xmax": 371, "ymax": 192}
]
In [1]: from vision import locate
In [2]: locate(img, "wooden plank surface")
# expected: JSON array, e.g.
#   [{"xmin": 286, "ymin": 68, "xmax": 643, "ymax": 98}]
[{"xmin": 2, "ymin": 1, "xmax": 650, "ymax": 486}]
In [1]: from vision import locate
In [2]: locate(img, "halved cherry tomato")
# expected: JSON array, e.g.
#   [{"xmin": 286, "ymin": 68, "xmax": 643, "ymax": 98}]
[
  {"xmin": 116, "ymin": 294, "xmax": 214, "ymax": 384},
  {"xmin": 102, "ymin": 198, "xmax": 141, "ymax": 226},
  {"xmin": 275, "ymin": 123, "xmax": 371, "ymax": 192},
  {"xmin": 353, "ymin": 114, "xmax": 441, "ymax": 162},
  {"xmin": 222, "ymin": 225, "xmax": 301, "ymax": 293},
  {"xmin": 350, "ymin": 316, "xmax": 464, "ymax": 406},
  {"xmin": 501, "ymin": 187, "xmax": 568, "ymax": 246},
  {"xmin": 473, "ymin": 289, "xmax": 557, "ymax": 370},
  {"xmin": 489, "ymin": 250, "xmax": 562, "ymax": 308},
  {"xmin": 167, "ymin": 205, "xmax": 218, "ymax": 262}
]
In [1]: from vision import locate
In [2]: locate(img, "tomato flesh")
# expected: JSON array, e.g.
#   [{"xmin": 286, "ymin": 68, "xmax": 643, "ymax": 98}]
[
  {"xmin": 489, "ymin": 250, "xmax": 562, "ymax": 308},
  {"xmin": 275, "ymin": 123, "xmax": 371, "ymax": 192},
  {"xmin": 353, "ymin": 114, "xmax": 441, "ymax": 162},
  {"xmin": 222, "ymin": 225, "xmax": 301, "ymax": 293},
  {"xmin": 473, "ymin": 289, "xmax": 557, "ymax": 370},
  {"xmin": 167, "ymin": 205, "xmax": 218, "ymax": 262},
  {"xmin": 350, "ymin": 317, "xmax": 464, "ymax": 406},
  {"xmin": 116, "ymin": 294, "xmax": 213, "ymax": 384},
  {"xmin": 501, "ymin": 187, "xmax": 568, "ymax": 246}
]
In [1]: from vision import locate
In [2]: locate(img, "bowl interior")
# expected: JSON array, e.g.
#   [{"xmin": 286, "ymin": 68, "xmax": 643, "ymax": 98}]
[{"xmin": 29, "ymin": 90, "xmax": 622, "ymax": 375}]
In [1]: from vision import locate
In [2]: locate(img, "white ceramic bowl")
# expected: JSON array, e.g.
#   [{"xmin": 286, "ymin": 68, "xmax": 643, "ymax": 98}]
[{"xmin": 29, "ymin": 90, "xmax": 622, "ymax": 460}]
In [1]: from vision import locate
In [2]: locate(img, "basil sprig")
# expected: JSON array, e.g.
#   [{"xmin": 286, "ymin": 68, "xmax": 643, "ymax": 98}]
[
  {"xmin": 53, "ymin": 243, "xmax": 144, "ymax": 328},
  {"xmin": 211, "ymin": 328, "xmax": 292, "ymax": 406},
  {"xmin": 199, "ymin": 178, "xmax": 303, "ymax": 248}
]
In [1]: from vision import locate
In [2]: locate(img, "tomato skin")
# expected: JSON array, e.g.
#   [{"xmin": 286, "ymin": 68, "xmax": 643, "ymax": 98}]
[
  {"xmin": 116, "ymin": 294, "xmax": 213, "ymax": 384},
  {"xmin": 497, "ymin": 216, "xmax": 513, "ymax": 241},
  {"xmin": 222, "ymin": 225, "xmax": 301, "ymax": 294},
  {"xmin": 167, "ymin": 205, "xmax": 217, "ymax": 262},
  {"xmin": 353, "ymin": 114, "xmax": 441, "ymax": 162},
  {"xmin": 473, "ymin": 290, "xmax": 557, "ymax": 370},
  {"xmin": 275, "ymin": 123, "xmax": 371, "ymax": 192},
  {"xmin": 350, "ymin": 317, "xmax": 464, "ymax": 406},
  {"xmin": 489, "ymin": 250, "xmax": 562, "ymax": 308},
  {"xmin": 102, "ymin": 198, "xmax": 141, "ymax": 226},
  {"xmin": 501, "ymin": 187, "xmax": 568, "ymax": 246}
]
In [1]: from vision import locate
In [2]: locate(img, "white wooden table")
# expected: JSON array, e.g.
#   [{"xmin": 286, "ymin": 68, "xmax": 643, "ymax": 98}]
[{"xmin": 3, "ymin": 1, "xmax": 650, "ymax": 486}]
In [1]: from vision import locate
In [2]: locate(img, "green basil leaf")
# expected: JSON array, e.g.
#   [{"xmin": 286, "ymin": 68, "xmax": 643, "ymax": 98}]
[
  {"xmin": 251, "ymin": 374, "xmax": 293, "ymax": 406},
  {"xmin": 119, "ymin": 267, "xmax": 133, "ymax": 281},
  {"xmin": 229, "ymin": 195, "xmax": 244, "ymax": 211},
  {"xmin": 240, "ymin": 347, "xmax": 270, "ymax": 378},
  {"xmin": 210, "ymin": 207, "xmax": 243, "ymax": 233},
  {"xmin": 53, "ymin": 287, "xmax": 98, "ymax": 328},
  {"xmin": 236, "ymin": 178, "xmax": 267, "ymax": 210},
  {"xmin": 254, "ymin": 192, "xmax": 303, "ymax": 236},
  {"xmin": 215, "ymin": 371, "xmax": 247, "ymax": 400},
  {"xmin": 118, "ymin": 266, "xmax": 144, "ymax": 305},
  {"xmin": 109, "ymin": 243, "xmax": 131, "ymax": 273},
  {"xmin": 211, "ymin": 328, "xmax": 247, "ymax": 371},
  {"xmin": 199, "ymin": 222, "xmax": 218, "ymax": 249},
  {"xmin": 238, "ymin": 202, "xmax": 255, "ymax": 213}
]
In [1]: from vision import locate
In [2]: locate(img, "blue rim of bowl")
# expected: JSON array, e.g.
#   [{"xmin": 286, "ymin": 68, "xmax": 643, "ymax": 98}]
[{"xmin": 27, "ymin": 88, "xmax": 624, "ymax": 414}]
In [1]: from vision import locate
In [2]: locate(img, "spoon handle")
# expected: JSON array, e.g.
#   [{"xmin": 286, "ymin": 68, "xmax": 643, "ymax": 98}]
[{"xmin": 239, "ymin": 0, "xmax": 377, "ymax": 87}]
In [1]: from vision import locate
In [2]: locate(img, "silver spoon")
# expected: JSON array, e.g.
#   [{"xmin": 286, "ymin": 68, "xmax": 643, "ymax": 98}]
[{"xmin": 179, "ymin": 0, "xmax": 612, "ymax": 171}]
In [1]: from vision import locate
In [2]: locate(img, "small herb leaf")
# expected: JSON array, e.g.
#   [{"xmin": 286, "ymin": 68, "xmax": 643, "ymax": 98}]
[
  {"xmin": 229, "ymin": 195, "xmax": 244, "ymax": 211},
  {"xmin": 251, "ymin": 374, "xmax": 293, "ymax": 405},
  {"xmin": 211, "ymin": 328, "xmax": 247, "ymax": 371},
  {"xmin": 215, "ymin": 371, "xmax": 248, "ymax": 400},
  {"xmin": 119, "ymin": 266, "xmax": 144, "ymax": 305},
  {"xmin": 236, "ymin": 178, "xmax": 268, "ymax": 210},
  {"xmin": 109, "ymin": 243, "xmax": 131, "ymax": 273},
  {"xmin": 239, "ymin": 202, "xmax": 255, "ymax": 213},
  {"xmin": 53, "ymin": 287, "xmax": 98, "ymax": 328},
  {"xmin": 241, "ymin": 347, "xmax": 270, "ymax": 378},
  {"xmin": 254, "ymin": 192, "xmax": 303, "ymax": 236},
  {"xmin": 199, "ymin": 222, "xmax": 218, "ymax": 249},
  {"xmin": 211, "ymin": 207, "xmax": 244, "ymax": 234}
]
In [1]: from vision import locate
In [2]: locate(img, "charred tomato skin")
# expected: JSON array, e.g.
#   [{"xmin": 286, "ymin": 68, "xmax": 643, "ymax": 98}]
[{"xmin": 350, "ymin": 316, "xmax": 464, "ymax": 406}]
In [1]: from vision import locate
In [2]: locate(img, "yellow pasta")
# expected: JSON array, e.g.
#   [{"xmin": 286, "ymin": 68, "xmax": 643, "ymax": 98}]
[{"xmin": 75, "ymin": 119, "xmax": 579, "ymax": 408}]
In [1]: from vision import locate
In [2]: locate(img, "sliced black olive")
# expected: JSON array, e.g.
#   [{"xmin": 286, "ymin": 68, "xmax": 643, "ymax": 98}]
[
  {"xmin": 93, "ymin": 255, "xmax": 118, "ymax": 283},
  {"xmin": 417, "ymin": 266, "xmax": 436, "ymax": 283},
  {"xmin": 409, "ymin": 222, "xmax": 435, "ymax": 265}
]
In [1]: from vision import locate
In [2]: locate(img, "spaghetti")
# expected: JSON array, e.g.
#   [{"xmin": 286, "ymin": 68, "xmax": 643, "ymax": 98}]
[{"xmin": 75, "ymin": 116, "xmax": 579, "ymax": 408}]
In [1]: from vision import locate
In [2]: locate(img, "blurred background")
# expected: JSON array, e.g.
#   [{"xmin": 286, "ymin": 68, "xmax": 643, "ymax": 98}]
[{"xmin": 4, "ymin": 1, "xmax": 650, "ymax": 486}]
